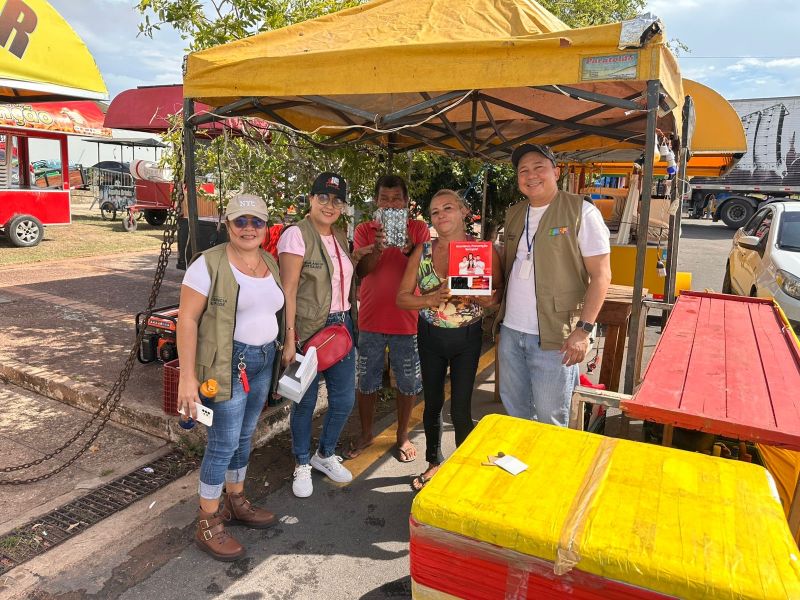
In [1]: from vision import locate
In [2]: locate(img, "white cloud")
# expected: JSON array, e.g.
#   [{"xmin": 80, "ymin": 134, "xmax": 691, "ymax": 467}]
[{"xmin": 50, "ymin": 0, "xmax": 186, "ymax": 98}]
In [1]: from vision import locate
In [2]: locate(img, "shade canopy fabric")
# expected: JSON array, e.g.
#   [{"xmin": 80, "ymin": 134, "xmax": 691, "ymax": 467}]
[
  {"xmin": 104, "ymin": 84, "xmax": 270, "ymax": 137},
  {"xmin": 183, "ymin": 0, "xmax": 684, "ymax": 164},
  {"xmin": 0, "ymin": 0, "xmax": 107, "ymax": 102}
]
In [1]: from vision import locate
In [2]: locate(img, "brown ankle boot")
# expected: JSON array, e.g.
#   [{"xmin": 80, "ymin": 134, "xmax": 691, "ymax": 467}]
[
  {"xmin": 222, "ymin": 492, "xmax": 276, "ymax": 529},
  {"xmin": 195, "ymin": 509, "xmax": 245, "ymax": 562}
]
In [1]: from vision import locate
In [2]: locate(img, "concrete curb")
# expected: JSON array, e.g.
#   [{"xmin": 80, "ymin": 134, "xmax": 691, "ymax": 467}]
[{"xmin": 0, "ymin": 357, "xmax": 329, "ymax": 448}]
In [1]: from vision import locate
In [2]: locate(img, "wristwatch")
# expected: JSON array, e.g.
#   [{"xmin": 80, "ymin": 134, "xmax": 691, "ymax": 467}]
[{"xmin": 575, "ymin": 320, "xmax": 595, "ymax": 334}]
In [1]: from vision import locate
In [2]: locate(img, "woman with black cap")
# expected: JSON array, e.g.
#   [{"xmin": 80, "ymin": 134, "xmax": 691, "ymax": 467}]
[{"xmin": 278, "ymin": 172, "xmax": 373, "ymax": 498}]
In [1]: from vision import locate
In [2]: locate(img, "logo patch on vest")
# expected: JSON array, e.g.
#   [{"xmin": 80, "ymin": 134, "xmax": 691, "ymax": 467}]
[
  {"xmin": 210, "ymin": 295, "xmax": 227, "ymax": 307},
  {"xmin": 303, "ymin": 259, "xmax": 325, "ymax": 269},
  {"xmin": 549, "ymin": 226, "xmax": 570, "ymax": 236}
]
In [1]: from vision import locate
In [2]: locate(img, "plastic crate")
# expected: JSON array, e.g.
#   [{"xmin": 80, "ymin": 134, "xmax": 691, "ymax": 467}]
[{"xmin": 162, "ymin": 358, "xmax": 180, "ymax": 415}]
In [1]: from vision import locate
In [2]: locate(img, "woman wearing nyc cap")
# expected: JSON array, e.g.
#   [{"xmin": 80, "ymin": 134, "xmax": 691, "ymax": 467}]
[
  {"xmin": 177, "ymin": 193, "xmax": 285, "ymax": 562},
  {"xmin": 278, "ymin": 172, "xmax": 374, "ymax": 498}
]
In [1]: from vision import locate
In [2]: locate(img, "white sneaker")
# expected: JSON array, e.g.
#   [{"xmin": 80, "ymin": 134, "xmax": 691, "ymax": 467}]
[
  {"xmin": 292, "ymin": 464, "xmax": 313, "ymax": 498},
  {"xmin": 309, "ymin": 452, "xmax": 353, "ymax": 483}
]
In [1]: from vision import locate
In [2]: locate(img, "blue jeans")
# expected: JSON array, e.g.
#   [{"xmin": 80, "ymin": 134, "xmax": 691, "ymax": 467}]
[
  {"xmin": 357, "ymin": 331, "xmax": 422, "ymax": 395},
  {"xmin": 199, "ymin": 340, "xmax": 276, "ymax": 500},
  {"xmin": 498, "ymin": 324, "xmax": 578, "ymax": 427},
  {"xmin": 291, "ymin": 312, "xmax": 356, "ymax": 465}
]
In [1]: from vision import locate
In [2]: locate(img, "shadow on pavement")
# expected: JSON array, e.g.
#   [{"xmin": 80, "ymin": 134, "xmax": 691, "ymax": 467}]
[
  {"xmin": 359, "ymin": 576, "xmax": 412, "ymax": 599},
  {"xmin": 680, "ymin": 221, "xmax": 736, "ymax": 241}
]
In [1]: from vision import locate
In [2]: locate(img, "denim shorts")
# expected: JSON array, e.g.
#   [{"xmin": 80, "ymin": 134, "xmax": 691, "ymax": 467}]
[{"xmin": 356, "ymin": 331, "xmax": 422, "ymax": 396}]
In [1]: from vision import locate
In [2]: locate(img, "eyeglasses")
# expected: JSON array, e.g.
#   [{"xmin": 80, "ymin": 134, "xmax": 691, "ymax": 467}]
[
  {"xmin": 231, "ymin": 216, "xmax": 267, "ymax": 229},
  {"xmin": 314, "ymin": 194, "xmax": 347, "ymax": 209}
]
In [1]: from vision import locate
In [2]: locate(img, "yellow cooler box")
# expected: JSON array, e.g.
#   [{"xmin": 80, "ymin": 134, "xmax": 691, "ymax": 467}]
[{"xmin": 410, "ymin": 415, "xmax": 800, "ymax": 599}]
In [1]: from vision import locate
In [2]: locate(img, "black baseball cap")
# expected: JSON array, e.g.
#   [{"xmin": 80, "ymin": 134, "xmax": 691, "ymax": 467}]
[
  {"xmin": 511, "ymin": 143, "xmax": 557, "ymax": 168},
  {"xmin": 311, "ymin": 172, "xmax": 347, "ymax": 202}
]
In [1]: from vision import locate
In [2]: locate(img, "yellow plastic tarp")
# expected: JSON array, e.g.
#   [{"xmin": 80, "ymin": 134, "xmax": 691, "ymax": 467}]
[
  {"xmin": 412, "ymin": 415, "xmax": 800, "ymax": 599},
  {"xmin": 184, "ymin": 0, "xmax": 682, "ymax": 121},
  {"xmin": 759, "ymin": 444, "xmax": 800, "ymax": 530},
  {"xmin": 0, "ymin": 0, "xmax": 107, "ymax": 101}
]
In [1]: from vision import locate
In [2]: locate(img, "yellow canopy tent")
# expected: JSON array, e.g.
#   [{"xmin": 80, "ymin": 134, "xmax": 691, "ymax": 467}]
[
  {"xmin": 0, "ymin": 0, "xmax": 107, "ymax": 101},
  {"xmin": 184, "ymin": 0, "xmax": 683, "ymax": 165},
  {"xmin": 181, "ymin": 0, "xmax": 714, "ymax": 392}
]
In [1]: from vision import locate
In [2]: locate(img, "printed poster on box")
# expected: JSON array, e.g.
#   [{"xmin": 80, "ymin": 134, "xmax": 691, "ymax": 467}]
[{"xmin": 447, "ymin": 241, "xmax": 492, "ymax": 296}]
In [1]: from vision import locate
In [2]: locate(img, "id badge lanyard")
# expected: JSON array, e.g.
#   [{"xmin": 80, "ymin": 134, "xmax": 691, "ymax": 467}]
[{"xmin": 519, "ymin": 204, "xmax": 534, "ymax": 280}]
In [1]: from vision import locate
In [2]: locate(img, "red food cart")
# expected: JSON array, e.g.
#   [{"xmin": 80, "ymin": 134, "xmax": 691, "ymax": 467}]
[{"xmin": 0, "ymin": 101, "xmax": 111, "ymax": 246}]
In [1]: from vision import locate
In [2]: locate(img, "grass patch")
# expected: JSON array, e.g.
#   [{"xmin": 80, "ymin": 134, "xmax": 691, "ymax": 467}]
[{"xmin": 0, "ymin": 204, "xmax": 169, "ymax": 266}]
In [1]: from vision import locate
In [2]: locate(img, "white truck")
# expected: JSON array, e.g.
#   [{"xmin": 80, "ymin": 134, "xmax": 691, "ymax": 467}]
[{"xmin": 690, "ymin": 95, "xmax": 800, "ymax": 229}]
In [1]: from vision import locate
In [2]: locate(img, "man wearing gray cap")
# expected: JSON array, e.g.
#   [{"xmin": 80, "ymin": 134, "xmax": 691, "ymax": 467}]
[{"xmin": 494, "ymin": 144, "xmax": 611, "ymax": 426}]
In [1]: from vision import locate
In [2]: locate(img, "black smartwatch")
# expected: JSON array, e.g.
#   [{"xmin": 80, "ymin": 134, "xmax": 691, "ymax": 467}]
[{"xmin": 575, "ymin": 320, "xmax": 594, "ymax": 334}]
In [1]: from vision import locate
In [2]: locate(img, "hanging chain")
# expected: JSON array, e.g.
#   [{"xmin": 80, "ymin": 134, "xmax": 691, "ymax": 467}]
[{"xmin": 0, "ymin": 146, "xmax": 186, "ymax": 485}]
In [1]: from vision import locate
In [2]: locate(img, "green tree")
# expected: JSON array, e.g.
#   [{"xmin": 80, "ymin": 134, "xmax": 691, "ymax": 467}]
[{"xmin": 137, "ymin": 0, "xmax": 367, "ymax": 51}]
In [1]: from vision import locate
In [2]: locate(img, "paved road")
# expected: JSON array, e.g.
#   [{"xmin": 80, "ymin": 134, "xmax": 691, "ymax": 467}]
[
  {"xmin": 676, "ymin": 218, "xmax": 736, "ymax": 292},
  {"xmin": 2, "ymin": 218, "xmax": 735, "ymax": 599}
]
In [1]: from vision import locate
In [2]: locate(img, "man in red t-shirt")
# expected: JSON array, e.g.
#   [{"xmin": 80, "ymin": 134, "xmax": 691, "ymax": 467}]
[{"xmin": 346, "ymin": 175, "xmax": 430, "ymax": 461}]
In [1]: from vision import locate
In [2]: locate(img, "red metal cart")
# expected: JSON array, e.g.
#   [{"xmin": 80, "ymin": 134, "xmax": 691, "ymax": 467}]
[{"xmin": 0, "ymin": 102, "xmax": 110, "ymax": 247}]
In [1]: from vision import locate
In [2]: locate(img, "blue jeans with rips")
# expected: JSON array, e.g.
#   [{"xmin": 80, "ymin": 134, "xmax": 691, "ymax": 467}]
[
  {"xmin": 199, "ymin": 340, "xmax": 276, "ymax": 500},
  {"xmin": 357, "ymin": 331, "xmax": 422, "ymax": 396},
  {"xmin": 498, "ymin": 324, "xmax": 578, "ymax": 427},
  {"xmin": 291, "ymin": 312, "xmax": 356, "ymax": 465}
]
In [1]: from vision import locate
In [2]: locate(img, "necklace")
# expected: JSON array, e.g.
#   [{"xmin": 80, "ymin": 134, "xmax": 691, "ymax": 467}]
[{"xmin": 231, "ymin": 244, "xmax": 261, "ymax": 276}]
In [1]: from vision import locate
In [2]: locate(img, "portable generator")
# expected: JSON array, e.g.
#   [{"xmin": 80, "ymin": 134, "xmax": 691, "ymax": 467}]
[{"xmin": 136, "ymin": 304, "xmax": 179, "ymax": 363}]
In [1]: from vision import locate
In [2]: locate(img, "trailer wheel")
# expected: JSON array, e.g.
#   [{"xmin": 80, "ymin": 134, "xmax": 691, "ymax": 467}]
[
  {"xmin": 144, "ymin": 210, "xmax": 167, "ymax": 227},
  {"xmin": 720, "ymin": 199, "xmax": 754, "ymax": 229},
  {"xmin": 122, "ymin": 212, "xmax": 138, "ymax": 232},
  {"xmin": 100, "ymin": 202, "xmax": 116, "ymax": 221},
  {"xmin": 8, "ymin": 215, "xmax": 44, "ymax": 247}
]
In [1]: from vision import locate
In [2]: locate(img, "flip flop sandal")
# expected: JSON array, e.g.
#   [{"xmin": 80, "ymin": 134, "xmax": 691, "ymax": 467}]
[
  {"xmin": 411, "ymin": 473, "xmax": 430, "ymax": 492},
  {"xmin": 396, "ymin": 445, "xmax": 417, "ymax": 463},
  {"xmin": 342, "ymin": 439, "xmax": 373, "ymax": 460}
]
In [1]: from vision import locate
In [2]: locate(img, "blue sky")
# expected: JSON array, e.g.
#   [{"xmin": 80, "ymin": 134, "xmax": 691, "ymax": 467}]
[{"xmin": 50, "ymin": 0, "xmax": 800, "ymax": 102}]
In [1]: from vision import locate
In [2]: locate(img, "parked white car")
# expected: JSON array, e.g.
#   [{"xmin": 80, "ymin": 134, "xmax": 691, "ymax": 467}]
[{"xmin": 723, "ymin": 200, "xmax": 800, "ymax": 332}]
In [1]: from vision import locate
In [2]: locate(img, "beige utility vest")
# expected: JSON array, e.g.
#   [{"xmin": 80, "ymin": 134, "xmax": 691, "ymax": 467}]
[
  {"xmin": 292, "ymin": 217, "xmax": 358, "ymax": 345},
  {"xmin": 495, "ymin": 191, "xmax": 589, "ymax": 350},
  {"xmin": 195, "ymin": 243, "xmax": 286, "ymax": 401}
]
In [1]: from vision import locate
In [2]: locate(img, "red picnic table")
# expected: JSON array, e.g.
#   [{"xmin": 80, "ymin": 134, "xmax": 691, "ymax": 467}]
[{"xmin": 621, "ymin": 291, "xmax": 800, "ymax": 533}]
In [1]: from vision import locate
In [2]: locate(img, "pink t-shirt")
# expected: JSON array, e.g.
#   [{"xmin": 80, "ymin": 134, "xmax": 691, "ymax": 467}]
[
  {"xmin": 355, "ymin": 219, "xmax": 430, "ymax": 335},
  {"xmin": 277, "ymin": 226, "xmax": 353, "ymax": 313}
]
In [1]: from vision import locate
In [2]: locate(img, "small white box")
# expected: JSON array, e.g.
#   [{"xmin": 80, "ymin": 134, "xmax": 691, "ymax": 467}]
[{"xmin": 277, "ymin": 347, "xmax": 318, "ymax": 403}]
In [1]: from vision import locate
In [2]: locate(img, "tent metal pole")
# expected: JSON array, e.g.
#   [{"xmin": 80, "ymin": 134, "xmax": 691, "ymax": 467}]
[
  {"xmin": 664, "ymin": 95, "xmax": 694, "ymax": 326},
  {"xmin": 665, "ymin": 146, "xmax": 687, "ymax": 306},
  {"xmin": 534, "ymin": 85, "xmax": 642, "ymax": 111},
  {"xmin": 623, "ymin": 79, "xmax": 660, "ymax": 394},
  {"xmin": 382, "ymin": 90, "xmax": 469, "ymax": 124},
  {"xmin": 481, "ymin": 167, "xmax": 489, "ymax": 240},
  {"xmin": 183, "ymin": 98, "xmax": 200, "ymax": 260},
  {"xmin": 478, "ymin": 94, "xmax": 643, "ymax": 143}
]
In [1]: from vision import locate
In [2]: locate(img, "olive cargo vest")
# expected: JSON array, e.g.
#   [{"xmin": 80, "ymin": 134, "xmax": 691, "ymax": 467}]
[
  {"xmin": 292, "ymin": 217, "xmax": 358, "ymax": 345},
  {"xmin": 495, "ymin": 191, "xmax": 589, "ymax": 350},
  {"xmin": 195, "ymin": 243, "xmax": 286, "ymax": 402}
]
